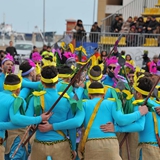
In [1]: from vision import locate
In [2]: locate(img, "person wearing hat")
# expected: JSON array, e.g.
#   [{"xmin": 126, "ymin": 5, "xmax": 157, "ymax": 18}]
[
  {"xmin": 142, "ymin": 50, "xmax": 150, "ymax": 72},
  {"xmin": 147, "ymin": 16, "xmax": 159, "ymax": 33}
]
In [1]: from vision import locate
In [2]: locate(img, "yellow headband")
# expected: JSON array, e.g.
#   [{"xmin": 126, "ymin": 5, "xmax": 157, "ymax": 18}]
[
  {"xmin": 134, "ymin": 85, "xmax": 150, "ymax": 96},
  {"xmin": 88, "ymin": 73, "xmax": 102, "ymax": 81},
  {"xmin": 88, "ymin": 88, "xmax": 105, "ymax": 94},
  {"xmin": 41, "ymin": 75, "xmax": 58, "ymax": 84},
  {"xmin": 4, "ymin": 82, "xmax": 21, "ymax": 91},
  {"xmin": 58, "ymin": 73, "xmax": 74, "ymax": 78},
  {"xmin": 4, "ymin": 72, "xmax": 22, "ymax": 91}
]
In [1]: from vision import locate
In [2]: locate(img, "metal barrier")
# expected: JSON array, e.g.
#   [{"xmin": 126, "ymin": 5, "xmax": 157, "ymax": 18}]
[
  {"xmin": 101, "ymin": 0, "xmax": 158, "ymax": 32},
  {"xmin": 66, "ymin": 31, "xmax": 160, "ymax": 52}
]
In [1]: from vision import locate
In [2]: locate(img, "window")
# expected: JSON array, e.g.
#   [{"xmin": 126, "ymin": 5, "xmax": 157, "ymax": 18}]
[{"xmin": 15, "ymin": 44, "xmax": 32, "ymax": 50}]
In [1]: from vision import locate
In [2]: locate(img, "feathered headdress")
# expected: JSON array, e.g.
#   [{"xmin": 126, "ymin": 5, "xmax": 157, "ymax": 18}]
[
  {"xmin": 32, "ymin": 52, "xmax": 42, "ymax": 62},
  {"xmin": 2, "ymin": 53, "xmax": 14, "ymax": 65},
  {"xmin": 106, "ymin": 56, "xmax": 118, "ymax": 66},
  {"xmin": 63, "ymin": 51, "xmax": 76, "ymax": 60}
]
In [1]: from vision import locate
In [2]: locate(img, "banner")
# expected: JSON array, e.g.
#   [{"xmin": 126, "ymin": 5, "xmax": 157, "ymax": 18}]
[{"xmin": 117, "ymin": 47, "xmax": 160, "ymax": 67}]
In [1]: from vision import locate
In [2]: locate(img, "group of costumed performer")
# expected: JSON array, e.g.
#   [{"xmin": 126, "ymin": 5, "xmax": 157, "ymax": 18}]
[{"xmin": 0, "ymin": 40, "xmax": 160, "ymax": 160}]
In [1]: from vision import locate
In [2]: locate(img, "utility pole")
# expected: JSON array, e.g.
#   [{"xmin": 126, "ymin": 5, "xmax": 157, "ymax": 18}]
[
  {"xmin": 43, "ymin": 0, "xmax": 45, "ymax": 39},
  {"xmin": 93, "ymin": 0, "xmax": 96, "ymax": 23}
]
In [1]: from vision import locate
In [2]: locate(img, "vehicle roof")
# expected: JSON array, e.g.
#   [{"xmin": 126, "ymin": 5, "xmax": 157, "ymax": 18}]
[{"xmin": 15, "ymin": 42, "xmax": 33, "ymax": 45}]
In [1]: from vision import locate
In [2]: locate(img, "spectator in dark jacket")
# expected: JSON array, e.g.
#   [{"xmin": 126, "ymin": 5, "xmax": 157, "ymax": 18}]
[
  {"xmin": 74, "ymin": 19, "xmax": 86, "ymax": 41},
  {"xmin": 142, "ymin": 50, "xmax": 151, "ymax": 72},
  {"xmin": 136, "ymin": 17, "xmax": 145, "ymax": 29},
  {"xmin": 147, "ymin": 16, "xmax": 159, "ymax": 33},
  {"xmin": 6, "ymin": 41, "xmax": 17, "ymax": 59},
  {"xmin": 110, "ymin": 15, "xmax": 119, "ymax": 32},
  {"xmin": 40, "ymin": 45, "xmax": 47, "ymax": 55},
  {"xmin": 143, "ymin": 16, "xmax": 151, "ymax": 33},
  {"xmin": 94, "ymin": 22, "xmax": 101, "ymax": 32},
  {"xmin": 130, "ymin": 16, "xmax": 138, "ymax": 28},
  {"xmin": 114, "ymin": 18, "xmax": 123, "ymax": 33},
  {"xmin": 89, "ymin": 22, "xmax": 101, "ymax": 43}
]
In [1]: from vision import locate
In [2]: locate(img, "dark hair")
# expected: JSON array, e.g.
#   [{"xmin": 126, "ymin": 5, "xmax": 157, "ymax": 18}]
[
  {"xmin": 126, "ymin": 54, "xmax": 132, "ymax": 60},
  {"xmin": 121, "ymin": 51, "xmax": 125, "ymax": 55},
  {"xmin": 58, "ymin": 65, "xmax": 74, "ymax": 75},
  {"xmin": 19, "ymin": 60, "xmax": 32, "ymax": 77},
  {"xmin": 137, "ymin": 77, "xmax": 153, "ymax": 98},
  {"xmin": 4, "ymin": 74, "xmax": 20, "ymax": 85},
  {"xmin": 41, "ymin": 66, "xmax": 58, "ymax": 87},
  {"xmin": 33, "ymin": 46, "xmax": 37, "ymax": 49},
  {"xmin": 47, "ymin": 46, "xmax": 51, "ymax": 49},
  {"xmin": 89, "ymin": 81, "xmax": 103, "ymax": 89},
  {"xmin": 89, "ymin": 65, "xmax": 101, "ymax": 78},
  {"xmin": 89, "ymin": 82, "xmax": 104, "ymax": 96},
  {"xmin": 129, "ymin": 70, "xmax": 134, "ymax": 74},
  {"xmin": 101, "ymin": 51, "xmax": 107, "ymax": 57}
]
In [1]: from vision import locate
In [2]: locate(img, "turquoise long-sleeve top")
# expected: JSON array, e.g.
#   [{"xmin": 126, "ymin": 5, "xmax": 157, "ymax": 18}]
[
  {"xmin": 19, "ymin": 78, "xmax": 32, "ymax": 99},
  {"xmin": 0, "ymin": 90, "xmax": 20, "ymax": 138},
  {"xmin": 83, "ymin": 97, "xmax": 142, "ymax": 139},
  {"xmin": 53, "ymin": 107, "xmax": 85, "ymax": 130},
  {"xmin": 102, "ymin": 75, "xmax": 114, "ymax": 87},
  {"xmin": 56, "ymin": 80, "xmax": 84, "ymax": 100},
  {"xmin": 52, "ymin": 97, "xmax": 143, "ymax": 139},
  {"xmin": 22, "ymin": 79, "xmax": 41, "ymax": 90},
  {"xmin": 115, "ymin": 99, "xmax": 160, "ymax": 147},
  {"xmin": 26, "ymin": 87, "xmax": 77, "ymax": 150},
  {"xmin": 0, "ymin": 73, "xmax": 5, "ymax": 91}
]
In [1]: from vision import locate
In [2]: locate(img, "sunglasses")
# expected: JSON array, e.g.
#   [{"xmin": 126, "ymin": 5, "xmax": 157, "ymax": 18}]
[{"xmin": 108, "ymin": 66, "xmax": 116, "ymax": 70}]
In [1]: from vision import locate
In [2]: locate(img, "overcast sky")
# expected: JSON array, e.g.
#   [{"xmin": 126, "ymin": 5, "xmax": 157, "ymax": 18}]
[{"xmin": 0, "ymin": 0, "xmax": 97, "ymax": 34}]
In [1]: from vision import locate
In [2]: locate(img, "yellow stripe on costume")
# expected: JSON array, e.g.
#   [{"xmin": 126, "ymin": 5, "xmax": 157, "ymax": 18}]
[
  {"xmin": 40, "ymin": 95, "xmax": 45, "ymax": 111},
  {"xmin": 152, "ymin": 112, "xmax": 159, "ymax": 135},
  {"xmin": 132, "ymin": 99, "xmax": 144, "ymax": 105},
  {"xmin": 107, "ymin": 98, "xmax": 116, "ymax": 102},
  {"xmin": 58, "ymin": 92, "xmax": 70, "ymax": 99},
  {"xmin": 33, "ymin": 91, "xmax": 46, "ymax": 96}
]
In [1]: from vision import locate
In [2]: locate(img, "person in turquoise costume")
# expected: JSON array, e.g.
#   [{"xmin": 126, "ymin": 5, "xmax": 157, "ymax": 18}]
[
  {"xmin": 0, "ymin": 74, "xmax": 50, "ymax": 160},
  {"xmin": 102, "ymin": 56, "xmax": 127, "ymax": 88},
  {"xmin": 0, "ymin": 53, "xmax": 15, "ymax": 91},
  {"xmin": 26, "ymin": 65, "xmax": 83, "ymax": 160},
  {"xmin": 19, "ymin": 59, "xmax": 37, "ymax": 99},
  {"xmin": 57, "ymin": 65, "xmax": 84, "ymax": 100},
  {"xmin": 83, "ymin": 65, "xmax": 117, "ymax": 100},
  {"xmin": 48, "ymin": 81, "xmax": 148, "ymax": 160},
  {"xmin": 101, "ymin": 76, "xmax": 160, "ymax": 160}
]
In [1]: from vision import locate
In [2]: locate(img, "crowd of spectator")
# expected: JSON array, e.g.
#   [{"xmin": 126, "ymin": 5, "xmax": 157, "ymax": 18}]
[{"xmin": 110, "ymin": 15, "xmax": 160, "ymax": 34}]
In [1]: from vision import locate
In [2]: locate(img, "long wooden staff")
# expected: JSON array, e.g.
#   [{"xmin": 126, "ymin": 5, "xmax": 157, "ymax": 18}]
[
  {"xmin": 22, "ymin": 58, "xmax": 91, "ymax": 147},
  {"xmin": 120, "ymin": 76, "xmax": 160, "ymax": 147}
]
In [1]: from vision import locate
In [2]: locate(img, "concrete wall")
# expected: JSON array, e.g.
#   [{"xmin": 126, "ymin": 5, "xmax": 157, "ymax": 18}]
[{"xmin": 97, "ymin": 0, "xmax": 107, "ymax": 25}]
